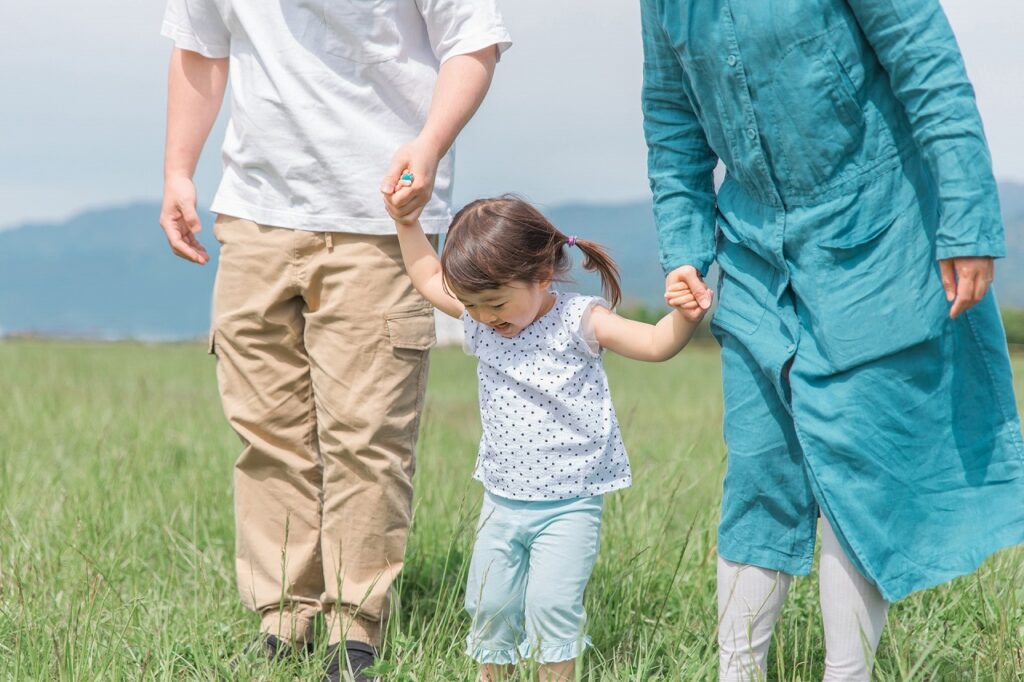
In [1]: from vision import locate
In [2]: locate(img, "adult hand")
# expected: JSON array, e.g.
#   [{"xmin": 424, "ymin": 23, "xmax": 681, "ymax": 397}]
[
  {"xmin": 380, "ymin": 137, "xmax": 442, "ymax": 226},
  {"xmin": 665, "ymin": 265, "xmax": 714, "ymax": 322},
  {"xmin": 939, "ymin": 257, "xmax": 993, "ymax": 320},
  {"xmin": 159, "ymin": 176, "xmax": 210, "ymax": 265}
]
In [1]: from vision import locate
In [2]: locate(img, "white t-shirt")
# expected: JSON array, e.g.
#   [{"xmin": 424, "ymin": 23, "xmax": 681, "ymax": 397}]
[
  {"xmin": 462, "ymin": 292, "xmax": 632, "ymax": 501},
  {"xmin": 161, "ymin": 0, "xmax": 512, "ymax": 234}
]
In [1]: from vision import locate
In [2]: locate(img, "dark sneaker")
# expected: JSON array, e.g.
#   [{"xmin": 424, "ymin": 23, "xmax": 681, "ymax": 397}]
[
  {"xmin": 323, "ymin": 640, "xmax": 378, "ymax": 682},
  {"xmin": 229, "ymin": 633, "xmax": 307, "ymax": 671}
]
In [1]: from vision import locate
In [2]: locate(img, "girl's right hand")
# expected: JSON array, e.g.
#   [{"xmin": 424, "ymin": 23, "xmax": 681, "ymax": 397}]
[{"xmin": 665, "ymin": 265, "xmax": 713, "ymax": 322}]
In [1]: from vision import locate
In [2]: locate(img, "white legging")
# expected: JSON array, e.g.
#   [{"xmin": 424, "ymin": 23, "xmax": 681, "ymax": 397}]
[{"xmin": 718, "ymin": 518, "xmax": 890, "ymax": 682}]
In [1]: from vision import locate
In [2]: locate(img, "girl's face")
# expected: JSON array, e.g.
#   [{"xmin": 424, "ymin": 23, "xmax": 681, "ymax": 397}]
[{"xmin": 456, "ymin": 280, "xmax": 555, "ymax": 338}]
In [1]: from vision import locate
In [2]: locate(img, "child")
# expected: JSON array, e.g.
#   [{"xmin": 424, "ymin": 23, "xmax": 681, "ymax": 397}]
[{"xmin": 386, "ymin": 194, "xmax": 707, "ymax": 681}]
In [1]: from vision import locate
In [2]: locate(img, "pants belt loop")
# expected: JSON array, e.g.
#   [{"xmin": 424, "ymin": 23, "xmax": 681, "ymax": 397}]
[{"xmin": 325, "ymin": 232, "xmax": 333, "ymax": 251}]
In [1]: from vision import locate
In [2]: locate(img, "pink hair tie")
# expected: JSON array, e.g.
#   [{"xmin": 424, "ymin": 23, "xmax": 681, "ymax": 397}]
[{"xmin": 567, "ymin": 235, "xmax": 578, "ymax": 247}]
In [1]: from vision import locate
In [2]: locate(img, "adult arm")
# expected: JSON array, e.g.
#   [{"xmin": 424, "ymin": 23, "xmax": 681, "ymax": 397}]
[
  {"xmin": 159, "ymin": 47, "xmax": 228, "ymax": 265},
  {"xmin": 847, "ymin": 0, "xmax": 1003, "ymax": 318},
  {"xmin": 382, "ymin": 0, "xmax": 511, "ymax": 222},
  {"xmin": 640, "ymin": 0, "xmax": 718, "ymax": 317},
  {"xmin": 382, "ymin": 47, "xmax": 498, "ymax": 224}
]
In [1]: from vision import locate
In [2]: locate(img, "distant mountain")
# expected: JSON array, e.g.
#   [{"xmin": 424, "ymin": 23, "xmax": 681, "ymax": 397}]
[
  {"xmin": 0, "ymin": 203, "xmax": 219, "ymax": 339},
  {"xmin": 1, "ymin": 187, "xmax": 1022, "ymax": 339}
]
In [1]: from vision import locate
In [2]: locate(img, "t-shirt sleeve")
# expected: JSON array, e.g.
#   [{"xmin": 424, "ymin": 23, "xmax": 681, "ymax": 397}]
[
  {"xmin": 415, "ymin": 0, "xmax": 513, "ymax": 65},
  {"xmin": 161, "ymin": 0, "xmax": 231, "ymax": 58},
  {"xmin": 575, "ymin": 296, "xmax": 610, "ymax": 357},
  {"xmin": 461, "ymin": 310, "xmax": 480, "ymax": 356}
]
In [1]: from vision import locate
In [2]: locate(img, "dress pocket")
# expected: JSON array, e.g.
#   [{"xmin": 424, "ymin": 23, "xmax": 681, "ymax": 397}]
[
  {"xmin": 386, "ymin": 307, "xmax": 437, "ymax": 352},
  {"xmin": 711, "ymin": 226, "xmax": 777, "ymax": 337},
  {"xmin": 798, "ymin": 200, "xmax": 948, "ymax": 371},
  {"xmin": 767, "ymin": 30, "xmax": 866, "ymax": 193},
  {"xmin": 323, "ymin": 0, "xmax": 399, "ymax": 64}
]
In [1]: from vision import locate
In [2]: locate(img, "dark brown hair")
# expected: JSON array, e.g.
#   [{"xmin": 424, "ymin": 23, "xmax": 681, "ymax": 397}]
[{"xmin": 441, "ymin": 195, "xmax": 622, "ymax": 307}]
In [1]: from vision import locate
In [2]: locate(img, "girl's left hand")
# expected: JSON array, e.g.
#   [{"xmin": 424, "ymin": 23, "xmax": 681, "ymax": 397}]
[
  {"xmin": 939, "ymin": 257, "xmax": 994, "ymax": 320},
  {"xmin": 381, "ymin": 137, "xmax": 442, "ymax": 225}
]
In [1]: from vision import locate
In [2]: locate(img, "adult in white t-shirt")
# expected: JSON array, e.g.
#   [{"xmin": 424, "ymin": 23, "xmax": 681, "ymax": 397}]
[{"xmin": 158, "ymin": 2, "xmax": 510, "ymax": 678}]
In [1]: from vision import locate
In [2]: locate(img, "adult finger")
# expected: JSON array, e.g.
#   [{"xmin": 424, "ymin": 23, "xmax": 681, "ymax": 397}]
[
  {"xmin": 666, "ymin": 291, "xmax": 695, "ymax": 303},
  {"xmin": 180, "ymin": 199, "xmax": 203, "ymax": 234},
  {"xmin": 395, "ymin": 184, "xmax": 428, "ymax": 211},
  {"xmin": 380, "ymin": 154, "xmax": 407, "ymax": 195},
  {"xmin": 179, "ymin": 202, "xmax": 209, "ymax": 263},
  {"xmin": 183, "ymin": 230, "xmax": 210, "ymax": 262},
  {"xmin": 669, "ymin": 289, "xmax": 710, "ymax": 308},
  {"xmin": 388, "ymin": 185, "xmax": 416, "ymax": 209},
  {"xmin": 167, "ymin": 230, "xmax": 204, "ymax": 264},
  {"xmin": 972, "ymin": 270, "xmax": 992, "ymax": 305},
  {"xmin": 665, "ymin": 292, "xmax": 695, "ymax": 306},
  {"xmin": 665, "ymin": 286, "xmax": 694, "ymax": 301},
  {"xmin": 973, "ymin": 259, "xmax": 994, "ymax": 304},
  {"xmin": 668, "ymin": 266, "xmax": 712, "ymax": 308},
  {"xmin": 938, "ymin": 259, "xmax": 956, "ymax": 302},
  {"xmin": 949, "ymin": 267, "xmax": 978, "ymax": 319}
]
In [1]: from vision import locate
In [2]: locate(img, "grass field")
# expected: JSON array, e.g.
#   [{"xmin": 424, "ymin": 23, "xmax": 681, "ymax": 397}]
[{"xmin": 1, "ymin": 340, "xmax": 1022, "ymax": 680}]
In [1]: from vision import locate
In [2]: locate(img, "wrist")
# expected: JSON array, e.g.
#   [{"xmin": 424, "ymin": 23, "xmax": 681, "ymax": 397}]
[
  {"xmin": 163, "ymin": 168, "xmax": 194, "ymax": 184},
  {"xmin": 415, "ymin": 129, "xmax": 449, "ymax": 161}
]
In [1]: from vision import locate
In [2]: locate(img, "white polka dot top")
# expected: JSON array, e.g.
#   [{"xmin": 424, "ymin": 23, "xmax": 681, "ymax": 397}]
[{"xmin": 462, "ymin": 291, "xmax": 632, "ymax": 501}]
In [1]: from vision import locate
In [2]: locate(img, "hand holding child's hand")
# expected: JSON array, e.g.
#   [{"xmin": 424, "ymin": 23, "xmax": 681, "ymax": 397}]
[
  {"xmin": 381, "ymin": 136, "xmax": 441, "ymax": 226},
  {"xmin": 664, "ymin": 265, "xmax": 714, "ymax": 322}
]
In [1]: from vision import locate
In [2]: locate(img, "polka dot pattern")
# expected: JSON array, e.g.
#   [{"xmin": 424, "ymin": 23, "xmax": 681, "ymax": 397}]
[{"xmin": 462, "ymin": 292, "xmax": 632, "ymax": 501}]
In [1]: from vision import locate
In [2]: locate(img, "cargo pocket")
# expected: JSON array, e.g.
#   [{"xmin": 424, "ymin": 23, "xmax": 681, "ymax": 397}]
[{"xmin": 386, "ymin": 307, "xmax": 436, "ymax": 352}]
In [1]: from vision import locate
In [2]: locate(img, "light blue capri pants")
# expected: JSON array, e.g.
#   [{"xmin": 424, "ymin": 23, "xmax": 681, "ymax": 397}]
[{"xmin": 464, "ymin": 492, "xmax": 604, "ymax": 664}]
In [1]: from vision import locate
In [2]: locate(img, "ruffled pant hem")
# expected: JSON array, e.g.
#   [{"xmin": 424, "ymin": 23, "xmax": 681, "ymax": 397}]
[{"xmin": 465, "ymin": 636, "xmax": 592, "ymax": 664}]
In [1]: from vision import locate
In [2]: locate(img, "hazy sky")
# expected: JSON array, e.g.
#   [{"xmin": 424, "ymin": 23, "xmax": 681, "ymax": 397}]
[{"xmin": 1, "ymin": 0, "xmax": 1021, "ymax": 229}]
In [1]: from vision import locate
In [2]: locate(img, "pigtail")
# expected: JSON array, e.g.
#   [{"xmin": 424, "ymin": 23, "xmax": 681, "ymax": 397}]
[{"xmin": 572, "ymin": 238, "xmax": 622, "ymax": 309}]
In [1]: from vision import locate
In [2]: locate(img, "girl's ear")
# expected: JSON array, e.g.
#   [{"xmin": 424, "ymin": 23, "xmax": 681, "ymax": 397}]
[{"xmin": 536, "ymin": 267, "xmax": 555, "ymax": 291}]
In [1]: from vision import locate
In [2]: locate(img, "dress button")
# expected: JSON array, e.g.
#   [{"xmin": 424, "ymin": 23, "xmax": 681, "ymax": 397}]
[
  {"xmin": 745, "ymin": 127, "xmax": 757, "ymax": 140},
  {"xmin": 727, "ymin": 54, "xmax": 737, "ymax": 66}
]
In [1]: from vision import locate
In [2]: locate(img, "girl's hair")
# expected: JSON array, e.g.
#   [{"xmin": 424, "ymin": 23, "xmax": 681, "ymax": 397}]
[{"xmin": 440, "ymin": 195, "xmax": 622, "ymax": 308}]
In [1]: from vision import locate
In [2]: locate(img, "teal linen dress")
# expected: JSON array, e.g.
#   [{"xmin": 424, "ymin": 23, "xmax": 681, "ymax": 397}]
[{"xmin": 641, "ymin": 0, "xmax": 1024, "ymax": 601}]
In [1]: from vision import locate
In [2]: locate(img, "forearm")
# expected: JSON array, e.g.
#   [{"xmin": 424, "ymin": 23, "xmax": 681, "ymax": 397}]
[
  {"xmin": 395, "ymin": 221, "xmax": 443, "ymax": 292},
  {"xmin": 648, "ymin": 309, "xmax": 698, "ymax": 361},
  {"xmin": 417, "ymin": 47, "xmax": 497, "ymax": 157},
  {"xmin": 848, "ymin": 0, "xmax": 1004, "ymax": 259},
  {"xmin": 595, "ymin": 308, "xmax": 697, "ymax": 362},
  {"xmin": 640, "ymin": 0, "xmax": 719, "ymax": 275},
  {"xmin": 164, "ymin": 48, "xmax": 228, "ymax": 180}
]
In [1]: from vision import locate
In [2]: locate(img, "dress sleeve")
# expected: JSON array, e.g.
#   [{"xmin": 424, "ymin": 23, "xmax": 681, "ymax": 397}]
[
  {"xmin": 640, "ymin": 0, "xmax": 720, "ymax": 276},
  {"xmin": 160, "ymin": 0, "xmax": 231, "ymax": 58},
  {"xmin": 415, "ymin": 0, "xmax": 512, "ymax": 65},
  {"xmin": 847, "ymin": 0, "xmax": 1005, "ymax": 260}
]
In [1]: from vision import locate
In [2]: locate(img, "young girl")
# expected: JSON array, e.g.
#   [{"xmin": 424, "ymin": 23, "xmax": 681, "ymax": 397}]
[{"xmin": 386, "ymin": 194, "xmax": 706, "ymax": 681}]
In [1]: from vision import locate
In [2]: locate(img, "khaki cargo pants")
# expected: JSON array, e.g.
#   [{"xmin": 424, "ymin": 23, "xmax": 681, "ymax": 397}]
[{"xmin": 209, "ymin": 215, "xmax": 435, "ymax": 646}]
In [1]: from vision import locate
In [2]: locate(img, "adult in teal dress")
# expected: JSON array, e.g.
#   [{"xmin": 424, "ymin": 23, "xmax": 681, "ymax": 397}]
[{"xmin": 641, "ymin": 0, "xmax": 1024, "ymax": 679}]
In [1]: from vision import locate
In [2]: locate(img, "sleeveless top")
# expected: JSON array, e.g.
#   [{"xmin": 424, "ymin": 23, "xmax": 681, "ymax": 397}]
[{"xmin": 462, "ymin": 292, "xmax": 631, "ymax": 500}]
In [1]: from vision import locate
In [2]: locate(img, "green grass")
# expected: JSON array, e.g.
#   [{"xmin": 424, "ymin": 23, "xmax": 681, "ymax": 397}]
[{"xmin": 0, "ymin": 340, "xmax": 1022, "ymax": 680}]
